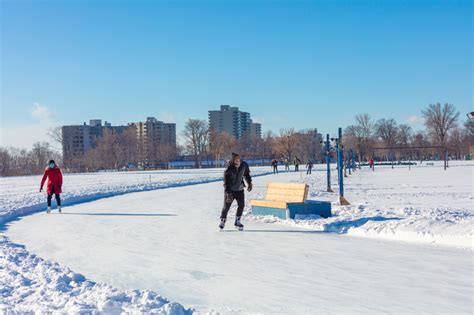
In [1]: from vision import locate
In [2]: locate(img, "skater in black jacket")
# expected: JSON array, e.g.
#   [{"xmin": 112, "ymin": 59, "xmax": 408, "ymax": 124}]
[
  {"xmin": 271, "ymin": 159, "xmax": 279, "ymax": 174},
  {"xmin": 219, "ymin": 152, "xmax": 253, "ymax": 230}
]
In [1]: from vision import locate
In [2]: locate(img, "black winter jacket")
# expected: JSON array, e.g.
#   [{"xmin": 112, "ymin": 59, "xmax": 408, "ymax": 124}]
[{"xmin": 224, "ymin": 161, "xmax": 252, "ymax": 192}]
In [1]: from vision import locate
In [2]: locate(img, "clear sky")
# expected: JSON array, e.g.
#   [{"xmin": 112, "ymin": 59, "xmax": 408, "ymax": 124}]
[{"xmin": 1, "ymin": 0, "xmax": 472, "ymax": 148}]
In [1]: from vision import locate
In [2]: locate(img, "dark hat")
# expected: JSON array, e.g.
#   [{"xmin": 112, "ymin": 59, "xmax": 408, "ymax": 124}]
[{"xmin": 48, "ymin": 160, "xmax": 55, "ymax": 165}]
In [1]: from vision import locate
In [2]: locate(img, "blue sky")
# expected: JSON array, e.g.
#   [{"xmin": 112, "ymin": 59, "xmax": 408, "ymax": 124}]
[{"xmin": 1, "ymin": 0, "xmax": 472, "ymax": 148}]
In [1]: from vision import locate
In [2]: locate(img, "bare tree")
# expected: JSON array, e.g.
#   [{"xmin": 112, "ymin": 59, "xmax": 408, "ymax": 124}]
[
  {"xmin": 296, "ymin": 129, "xmax": 323, "ymax": 162},
  {"xmin": 90, "ymin": 128, "xmax": 137, "ymax": 170},
  {"xmin": 448, "ymin": 127, "xmax": 468, "ymax": 159},
  {"xmin": 397, "ymin": 124, "xmax": 413, "ymax": 160},
  {"xmin": 397, "ymin": 124, "xmax": 412, "ymax": 147},
  {"xmin": 209, "ymin": 130, "xmax": 236, "ymax": 167},
  {"xmin": 0, "ymin": 147, "xmax": 11, "ymax": 176},
  {"xmin": 253, "ymin": 130, "xmax": 274, "ymax": 165},
  {"xmin": 412, "ymin": 131, "xmax": 434, "ymax": 161},
  {"xmin": 157, "ymin": 143, "xmax": 177, "ymax": 169},
  {"xmin": 422, "ymin": 103, "xmax": 459, "ymax": 147},
  {"xmin": 182, "ymin": 119, "xmax": 209, "ymax": 168},
  {"xmin": 344, "ymin": 113, "xmax": 375, "ymax": 161},
  {"xmin": 376, "ymin": 119, "xmax": 399, "ymax": 147},
  {"xmin": 47, "ymin": 126, "xmax": 63, "ymax": 152},
  {"xmin": 375, "ymin": 118, "xmax": 399, "ymax": 160},
  {"xmin": 31, "ymin": 142, "xmax": 55, "ymax": 174},
  {"xmin": 272, "ymin": 128, "xmax": 298, "ymax": 161},
  {"xmin": 119, "ymin": 127, "xmax": 139, "ymax": 168}
]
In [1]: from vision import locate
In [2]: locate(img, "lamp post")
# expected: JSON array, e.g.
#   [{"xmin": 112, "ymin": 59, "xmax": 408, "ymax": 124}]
[
  {"xmin": 322, "ymin": 134, "xmax": 334, "ymax": 192},
  {"xmin": 332, "ymin": 128, "xmax": 350, "ymax": 205}
]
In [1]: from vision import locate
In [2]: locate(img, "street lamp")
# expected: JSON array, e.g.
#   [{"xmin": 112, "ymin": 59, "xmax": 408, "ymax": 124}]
[{"xmin": 321, "ymin": 134, "xmax": 335, "ymax": 192}]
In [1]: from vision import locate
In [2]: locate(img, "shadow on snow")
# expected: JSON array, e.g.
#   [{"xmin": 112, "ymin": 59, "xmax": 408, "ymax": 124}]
[
  {"xmin": 61, "ymin": 212, "xmax": 177, "ymax": 217},
  {"xmin": 323, "ymin": 216, "xmax": 402, "ymax": 234}
]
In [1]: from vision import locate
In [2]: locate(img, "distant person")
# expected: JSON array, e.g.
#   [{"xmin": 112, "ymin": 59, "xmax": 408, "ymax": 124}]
[
  {"xmin": 369, "ymin": 158, "xmax": 374, "ymax": 170},
  {"xmin": 40, "ymin": 160, "xmax": 63, "ymax": 213},
  {"xmin": 219, "ymin": 152, "xmax": 252, "ymax": 231},
  {"xmin": 294, "ymin": 156, "xmax": 301, "ymax": 172},
  {"xmin": 284, "ymin": 158, "xmax": 290, "ymax": 171},
  {"xmin": 306, "ymin": 159, "xmax": 314, "ymax": 175},
  {"xmin": 271, "ymin": 159, "xmax": 279, "ymax": 174}
]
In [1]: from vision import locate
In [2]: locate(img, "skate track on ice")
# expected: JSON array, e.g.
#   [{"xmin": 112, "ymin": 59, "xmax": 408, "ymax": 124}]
[{"xmin": 6, "ymin": 171, "xmax": 473, "ymax": 314}]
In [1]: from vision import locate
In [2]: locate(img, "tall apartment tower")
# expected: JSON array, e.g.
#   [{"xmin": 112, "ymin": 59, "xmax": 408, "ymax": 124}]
[
  {"xmin": 130, "ymin": 117, "xmax": 176, "ymax": 168},
  {"xmin": 208, "ymin": 105, "xmax": 255, "ymax": 140}
]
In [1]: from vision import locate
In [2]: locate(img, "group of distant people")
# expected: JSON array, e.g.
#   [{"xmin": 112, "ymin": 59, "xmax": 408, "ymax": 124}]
[{"xmin": 270, "ymin": 157, "xmax": 314, "ymax": 175}]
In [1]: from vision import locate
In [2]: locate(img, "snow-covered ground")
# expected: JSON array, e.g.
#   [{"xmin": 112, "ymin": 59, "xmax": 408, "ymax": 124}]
[
  {"xmin": 1, "ymin": 235, "xmax": 190, "ymax": 314},
  {"xmin": 247, "ymin": 161, "xmax": 474, "ymax": 249},
  {"xmin": 2, "ymin": 162, "xmax": 473, "ymax": 313}
]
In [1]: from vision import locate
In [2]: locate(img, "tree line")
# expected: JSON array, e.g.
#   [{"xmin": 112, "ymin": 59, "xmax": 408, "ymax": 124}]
[
  {"xmin": 0, "ymin": 142, "xmax": 62, "ymax": 176},
  {"xmin": 343, "ymin": 103, "xmax": 473, "ymax": 161}
]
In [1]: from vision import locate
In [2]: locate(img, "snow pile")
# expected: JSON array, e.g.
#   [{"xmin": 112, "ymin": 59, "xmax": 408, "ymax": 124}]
[
  {"xmin": 0, "ymin": 168, "xmax": 272, "ymax": 224},
  {"xmin": 0, "ymin": 236, "xmax": 190, "ymax": 314},
  {"xmin": 246, "ymin": 161, "xmax": 474, "ymax": 249}
]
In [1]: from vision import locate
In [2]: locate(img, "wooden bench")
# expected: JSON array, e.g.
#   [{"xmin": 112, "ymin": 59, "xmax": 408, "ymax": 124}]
[{"xmin": 250, "ymin": 182, "xmax": 331, "ymax": 219}]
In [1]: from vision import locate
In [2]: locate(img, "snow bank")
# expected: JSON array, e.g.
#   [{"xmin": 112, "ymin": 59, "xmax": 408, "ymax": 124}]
[
  {"xmin": 246, "ymin": 161, "xmax": 474, "ymax": 249},
  {"xmin": 0, "ymin": 236, "xmax": 190, "ymax": 314}
]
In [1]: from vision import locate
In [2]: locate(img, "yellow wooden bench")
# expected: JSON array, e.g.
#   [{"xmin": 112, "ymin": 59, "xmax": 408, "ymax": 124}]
[{"xmin": 250, "ymin": 182, "xmax": 331, "ymax": 219}]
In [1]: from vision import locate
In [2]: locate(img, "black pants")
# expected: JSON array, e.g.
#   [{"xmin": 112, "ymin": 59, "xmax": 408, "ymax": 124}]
[
  {"xmin": 273, "ymin": 166, "xmax": 278, "ymax": 174},
  {"xmin": 295, "ymin": 165, "xmax": 299, "ymax": 172},
  {"xmin": 307, "ymin": 168, "xmax": 312, "ymax": 175},
  {"xmin": 47, "ymin": 188, "xmax": 61, "ymax": 207},
  {"xmin": 220, "ymin": 190, "xmax": 245, "ymax": 219}
]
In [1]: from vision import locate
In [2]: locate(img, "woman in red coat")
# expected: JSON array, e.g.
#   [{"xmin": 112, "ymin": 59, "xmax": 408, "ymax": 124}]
[{"xmin": 40, "ymin": 160, "xmax": 63, "ymax": 213}]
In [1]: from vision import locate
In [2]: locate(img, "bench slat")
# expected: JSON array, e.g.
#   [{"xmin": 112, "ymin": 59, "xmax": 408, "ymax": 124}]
[
  {"xmin": 250, "ymin": 199, "xmax": 287, "ymax": 209},
  {"xmin": 266, "ymin": 188, "xmax": 307, "ymax": 196},
  {"xmin": 267, "ymin": 183, "xmax": 307, "ymax": 190},
  {"xmin": 265, "ymin": 194, "xmax": 305, "ymax": 203}
]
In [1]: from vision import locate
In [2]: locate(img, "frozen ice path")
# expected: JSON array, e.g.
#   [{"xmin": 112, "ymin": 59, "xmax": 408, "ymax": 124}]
[{"xmin": 6, "ymin": 172, "xmax": 473, "ymax": 314}]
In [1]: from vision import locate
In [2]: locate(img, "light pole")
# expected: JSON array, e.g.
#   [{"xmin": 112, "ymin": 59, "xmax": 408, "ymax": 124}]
[
  {"xmin": 332, "ymin": 128, "xmax": 350, "ymax": 205},
  {"xmin": 322, "ymin": 134, "xmax": 334, "ymax": 192}
]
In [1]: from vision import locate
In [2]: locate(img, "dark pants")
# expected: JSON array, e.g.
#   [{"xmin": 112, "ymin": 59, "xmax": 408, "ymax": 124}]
[
  {"xmin": 273, "ymin": 166, "xmax": 278, "ymax": 174},
  {"xmin": 220, "ymin": 190, "xmax": 245, "ymax": 219},
  {"xmin": 47, "ymin": 188, "xmax": 61, "ymax": 207},
  {"xmin": 295, "ymin": 165, "xmax": 299, "ymax": 172},
  {"xmin": 307, "ymin": 167, "xmax": 312, "ymax": 175}
]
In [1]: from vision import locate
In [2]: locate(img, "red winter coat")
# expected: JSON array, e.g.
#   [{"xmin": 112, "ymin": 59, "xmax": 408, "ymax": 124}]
[{"xmin": 40, "ymin": 167, "xmax": 63, "ymax": 194}]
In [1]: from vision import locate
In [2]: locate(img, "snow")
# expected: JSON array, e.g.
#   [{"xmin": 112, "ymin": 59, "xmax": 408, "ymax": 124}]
[
  {"xmin": 0, "ymin": 236, "xmax": 189, "ymax": 314},
  {"xmin": 3, "ymin": 162, "xmax": 473, "ymax": 313},
  {"xmin": 247, "ymin": 161, "xmax": 474, "ymax": 249}
]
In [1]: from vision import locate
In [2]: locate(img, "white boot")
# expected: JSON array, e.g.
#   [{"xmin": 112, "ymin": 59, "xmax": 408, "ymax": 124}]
[
  {"xmin": 58, "ymin": 206, "xmax": 62, "ymax": 213},
  {"xmin": 47, "ymin": 207, "xmax": 51, "ymax": 214}
]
